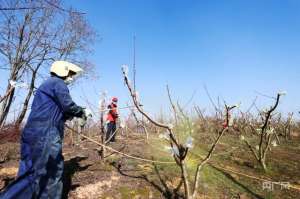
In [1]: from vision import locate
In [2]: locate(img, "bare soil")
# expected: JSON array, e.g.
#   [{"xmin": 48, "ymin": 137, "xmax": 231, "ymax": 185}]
[{"xmin": 0, "ymin": 127, "xmax": 300, "ymax": 199}]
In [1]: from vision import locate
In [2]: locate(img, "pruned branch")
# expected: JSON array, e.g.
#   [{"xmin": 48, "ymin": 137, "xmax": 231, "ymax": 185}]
[
  {"xmin": 241, "ymin": 92, "xmax": 284, "ymax": 171},
  {"xmin": 122, "ymin": 66, "xmax": 179, "ymax": 146},
  {"xmin": 166, "ymin": 85, "xmax": 178, "ymax": 125},
  {"xmin": 192, "ymin": 105, "xmax": 236, "ymax": 198}
]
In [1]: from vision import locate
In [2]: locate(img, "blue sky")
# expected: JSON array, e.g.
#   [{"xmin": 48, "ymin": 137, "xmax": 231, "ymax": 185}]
[
  {"xmin": 2, "ymin": 0, "xmax": 300, "ymax": 119},
  {"xmin": 65, "ymin": 0, "xmax": 300, "ymax": 117},
  {"xmin": 66, "ymin": 0, "xmax": 300, "ymax": 117}
]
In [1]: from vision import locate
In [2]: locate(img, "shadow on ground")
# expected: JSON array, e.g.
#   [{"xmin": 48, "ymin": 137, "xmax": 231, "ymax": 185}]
[
  {"xmin": 0, "ymin": 177, "xmax": 15, "ymax": 192},
  {"xmin": 62, "ymin": 156, "xmax": 92, "ymax": 199},
  {"xmin": 111, "ymin": 161, "xmax": 184, "ymax": 199},
  {"xmin": 211, "ymin": 165, "xmax": 264, "ymax": 199}
]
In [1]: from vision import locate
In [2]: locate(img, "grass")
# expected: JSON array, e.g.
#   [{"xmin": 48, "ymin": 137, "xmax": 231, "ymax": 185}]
[
  {"xmin": 138, "ymin": 126, "xmax": 300, "ymax": 199},
  {"xmin": 118, "ymin": 186, "xmax": 151, "ymax": 199}
]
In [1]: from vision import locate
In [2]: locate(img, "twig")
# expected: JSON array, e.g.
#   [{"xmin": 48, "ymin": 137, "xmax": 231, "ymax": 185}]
[
  {"xmin": 192, "ymin": 105, "xmax": 236, "ymax": 198},
  {"xmin": 65, "ymin": 125, "xmax": 173, "ymax": 164},
  {"xmin": 166, "ymin": 85, "xmax": 178, "ymax": 125},
  {"xmin": 203, "ymin": 84, "xmax": 220, "ymax": 113}
]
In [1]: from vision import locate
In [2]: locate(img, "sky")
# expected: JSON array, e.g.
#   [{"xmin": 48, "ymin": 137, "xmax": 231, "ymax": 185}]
[{"xmin": 2, "ymin": 0, "xmax": 300, "ymax": 119}]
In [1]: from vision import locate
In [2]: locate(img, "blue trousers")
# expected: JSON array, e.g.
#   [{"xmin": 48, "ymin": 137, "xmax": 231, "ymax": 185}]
[
  {"xmin": 106, "ymin": 122, "xmax": 116, "ymax": 142},
  {"xmin": 0, "ymin": 122, "xmax": 64, "ymax": 199}
]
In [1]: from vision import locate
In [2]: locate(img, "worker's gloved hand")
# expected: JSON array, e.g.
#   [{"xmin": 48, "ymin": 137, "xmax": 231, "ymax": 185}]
[
  {"xmin": 84, "ymin": 108, "xmax": 93, "ymax": 118},
  {"xmin": 78, "ymin": 117, "xmax": 87, "ymax": 127},
  {"xmin": 78, "ymin": 108, "xmax": 92, "ymax": 127}
]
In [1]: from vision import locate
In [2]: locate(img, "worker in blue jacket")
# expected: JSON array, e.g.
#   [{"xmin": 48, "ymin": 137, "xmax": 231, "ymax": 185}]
[{"xmin": 0, "ymin": 61, "xmax": 88, "ymax": 199}]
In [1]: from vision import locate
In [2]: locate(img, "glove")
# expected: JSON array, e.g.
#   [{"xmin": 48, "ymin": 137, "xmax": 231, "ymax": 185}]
[
  {"xmin": 84, "ymin": 108, "xmax": 93, "ymax": 118},
  {"xmin": 78, "ymin": 108, "xmax": 92, "ymax": 127},
  {"xmin": 78, "ymin": 117, "xmax": 87, "ymax": 127}
]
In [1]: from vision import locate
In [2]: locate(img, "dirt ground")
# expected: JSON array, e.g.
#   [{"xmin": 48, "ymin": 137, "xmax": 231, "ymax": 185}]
[
  {"xmin": 0, "ymin": 130, "xmax": 173, "ymax": 199},
  {"xmin": 0, "ymin": 128, "xmax": 300, "ymax": 199}
]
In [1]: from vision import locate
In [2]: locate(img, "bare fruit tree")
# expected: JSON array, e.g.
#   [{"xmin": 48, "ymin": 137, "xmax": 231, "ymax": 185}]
[
  {"xmin": 99, "ymin": 92, "xmax": 107, "ymax": 160},
  {"xmin": 0, "ymin": 0, "xmax": 95, "ymax": 127},
  {"xmin": 241, "ymin": 92, "xmax": 285, "ymax": 171},
  {"xmin": 121, "ymin": 64, "xmax": 237, "ymax": 199}
]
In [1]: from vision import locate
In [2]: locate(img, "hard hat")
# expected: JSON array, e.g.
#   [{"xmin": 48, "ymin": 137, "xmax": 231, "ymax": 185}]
[
  {"xmin": 50, "ymin": 61, "xmax": 83, "ymax": 77},
  {"xmin": 112, "ymin": 97, "xmax": 118, "ymax": 103}
]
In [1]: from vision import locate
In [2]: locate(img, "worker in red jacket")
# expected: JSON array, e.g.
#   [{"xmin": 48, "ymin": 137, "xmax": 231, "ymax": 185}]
[{"xmin": 106, "ymin": 97, "xmax": 119, "ymax": 142}]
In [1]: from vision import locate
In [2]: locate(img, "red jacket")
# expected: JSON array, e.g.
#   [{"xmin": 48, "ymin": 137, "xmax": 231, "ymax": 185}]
[{"xmin": 106, "ymin": 103, "xmax": 118, "ymax": 122}]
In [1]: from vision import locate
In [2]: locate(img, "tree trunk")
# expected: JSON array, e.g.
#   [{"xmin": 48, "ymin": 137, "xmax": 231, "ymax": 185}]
[
  {"xmin": 0, "ymin": 73, "xmax": 16, "ymax": 127},
  {"xmin": 260, "ymin": 159, "xmax": 267, "ymax": 172},
  {"xmin": 15, "ymin": 71, "xmax": 37, "ymax": 125},
  {"xmin": 99, "ymin": 96, "xmax": 106, "ymax": 161},
  {"xmin": 0, "ymin": 87, "xmax": 15, "ymax": 127},
  {"xmin": 180, "ymin": 160, "xmax": 191, "ymax": 199}
]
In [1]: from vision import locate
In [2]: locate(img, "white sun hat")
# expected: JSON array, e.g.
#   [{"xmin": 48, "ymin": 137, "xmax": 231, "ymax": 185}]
[{"xmin": 50, "ymin": 61, "xmax": 83, "ymax": 77}]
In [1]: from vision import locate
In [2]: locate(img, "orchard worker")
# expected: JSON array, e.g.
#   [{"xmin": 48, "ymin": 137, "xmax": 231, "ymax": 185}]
[
  {"xmin": 106, "ymin": 97, "xmax": 119, "ymax": 142},
  {"xmin": 0, "ymin": 61, "xmax": 89, "ymax": 199}
]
